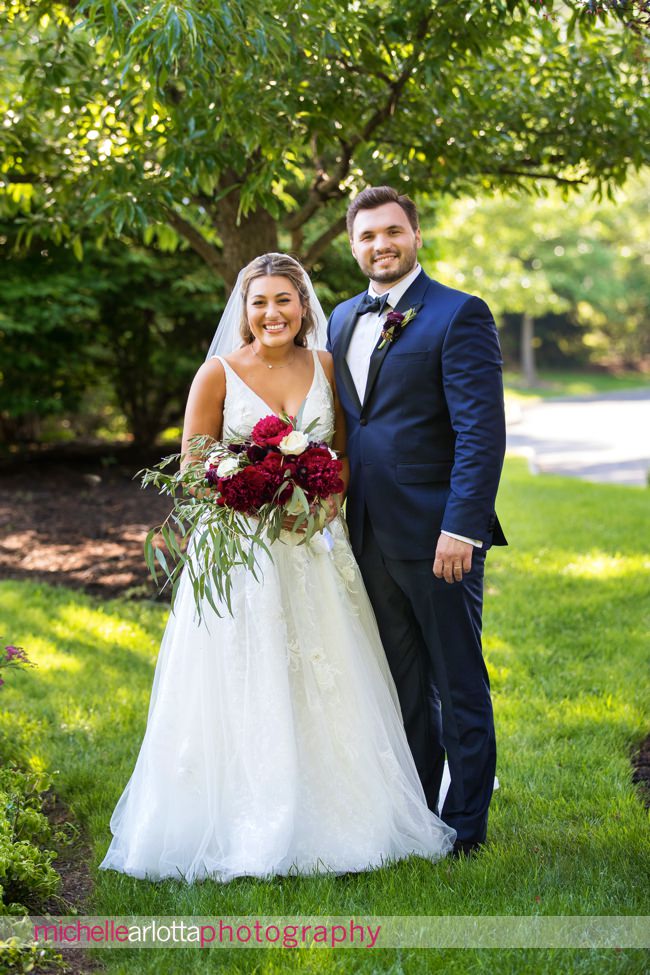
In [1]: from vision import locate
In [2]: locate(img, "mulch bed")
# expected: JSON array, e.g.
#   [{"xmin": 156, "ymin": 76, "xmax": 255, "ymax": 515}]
[{"xmin": 0, "ymin": 444, "xmax": 173, "ymax": 601}]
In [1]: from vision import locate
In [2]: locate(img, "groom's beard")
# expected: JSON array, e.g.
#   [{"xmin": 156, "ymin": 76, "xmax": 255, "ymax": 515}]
[{"xmin": 363, "ymin": 242, "xmax": 419, "ymax": 287}]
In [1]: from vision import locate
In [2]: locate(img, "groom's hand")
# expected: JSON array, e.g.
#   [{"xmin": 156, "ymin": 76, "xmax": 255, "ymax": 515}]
[{"xmin": 433, "ymin": 535, "xmax": 473, "ymax": 584}]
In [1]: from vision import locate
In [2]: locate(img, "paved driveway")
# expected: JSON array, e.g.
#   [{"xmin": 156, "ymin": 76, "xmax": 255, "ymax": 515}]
[{"xmin": 506, "ymin": 389, "xmax": 650, "ymax": 487}]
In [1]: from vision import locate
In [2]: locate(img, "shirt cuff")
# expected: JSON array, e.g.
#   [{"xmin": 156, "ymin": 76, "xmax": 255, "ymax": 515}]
[{"xmin": 441, "ymin": 530, "xmax": 483, "ymax": 549}]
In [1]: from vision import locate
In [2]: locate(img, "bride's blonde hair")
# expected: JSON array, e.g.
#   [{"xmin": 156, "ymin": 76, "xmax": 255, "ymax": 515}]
[{"xmin": 239, "ymin": 253, "xmax": 317, "ymax": 348}]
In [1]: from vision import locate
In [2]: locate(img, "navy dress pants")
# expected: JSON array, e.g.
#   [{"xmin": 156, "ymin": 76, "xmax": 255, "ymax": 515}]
[{"xmin": 355, "ymin": 511, "xmax": 496, "ymax": 843}]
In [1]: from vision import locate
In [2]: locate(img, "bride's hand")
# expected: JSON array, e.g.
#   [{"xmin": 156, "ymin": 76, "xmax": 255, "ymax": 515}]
[
  {"xmin": 281, "ymin": 497, "xmax": 339, "ymax": 533},
  {"xmin": 322, "ymin": 494, "xmax": 342, "ymax": 525},
  {"xmin": 281, "ymin": 513, "xmax": 307, "ymax": 533}
]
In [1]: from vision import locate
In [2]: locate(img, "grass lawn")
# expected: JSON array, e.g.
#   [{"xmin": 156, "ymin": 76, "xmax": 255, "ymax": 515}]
[
  {"xmin": 1, "ymin": 459, "xmax": 649, "ymax": 974},
  {"xmin": 503, "ymin": 369, "xmax": 650, "ymax": 404}
]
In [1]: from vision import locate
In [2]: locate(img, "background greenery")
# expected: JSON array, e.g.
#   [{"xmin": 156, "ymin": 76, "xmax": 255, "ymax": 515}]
[
  {"xmin": 1, "ymin": 171, "xmax": 648, "ymax": 447},
  {"xmin": 1, "ymin": 0, "xmax": 648, "ymax": 447}
]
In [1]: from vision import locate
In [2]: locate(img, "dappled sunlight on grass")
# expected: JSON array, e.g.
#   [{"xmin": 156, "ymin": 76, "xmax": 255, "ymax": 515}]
[
  {"xmin": 483, "ymin": 636, "xmax": 515, "ymax": 691},
  {"xmin": 483, "ymin": 635, "xmax": 516, "ymax": 662},
  {"xmin": 537, "ymin": 695, "xmax": 644, "ymax": 753},
  {"xmin": 54, "ymin": 603, "xmax": 159, "ymax": 655},
  {"xmin": 1, "ymin": 581, "xmax": 164, "ymax": 659},
  {"xmin": 560, "ymin": 552, "xmax": 649, "ymax": 580},
  {"xmin": 0, "ymin": 581, "xmax": 166, "ymax": 812},
  {"xmin": 30, "ymin": 648, "xmax": 82, "ymax": 678},
  {"xmin": 495, "ymin": 549, "xmax": 648, "ymax": 582}
]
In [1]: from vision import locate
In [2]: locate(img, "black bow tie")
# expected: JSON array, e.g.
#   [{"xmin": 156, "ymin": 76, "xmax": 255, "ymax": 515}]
[{"xmin": 356, "ymin": 292, "xmax": 390, "ymax": 317}]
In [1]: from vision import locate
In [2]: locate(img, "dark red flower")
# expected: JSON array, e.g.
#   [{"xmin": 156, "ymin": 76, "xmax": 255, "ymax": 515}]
[
  {"xmin": 380, "ymin": 310, "xmax": 407, "ymax": 345},
  {"xmin": 385, "ymin": 310, "xmax": 405, "ymax": 327},
  {"xmin": 251, "ymin": 415, "xmax": 293, "ymax": 447},
  {"xmin": 293, "ymin": 448, "xmax": 344, "ymax": 501},
  {"xmin": 258, "ymin": 452, "xmax": 293, "ymax": 503},
  {"xmin": 246, "ymin": 443, "xmax": 270, "ymax": 463},
  {"xmin": 217, "ymin": 467, "xmax": 272, "ymax": 513},
  {"xmin": 205, "ymin": 466, "xmax": 220, "ymax": 487}
]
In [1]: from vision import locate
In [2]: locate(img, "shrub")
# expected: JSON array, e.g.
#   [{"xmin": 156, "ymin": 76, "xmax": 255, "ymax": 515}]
[
  {"xmin": 0, "ymin": 936, "xmax": 66, "ymax": 975},
  {"xmin": 0, "ymin": 767, "xmax": 64, "ymax": 915}
]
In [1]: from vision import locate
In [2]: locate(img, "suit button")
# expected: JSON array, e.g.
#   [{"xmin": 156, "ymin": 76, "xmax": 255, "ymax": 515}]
[{"xmin": 359, "ymin": 418, "xmax": 368, "ymax": 426}]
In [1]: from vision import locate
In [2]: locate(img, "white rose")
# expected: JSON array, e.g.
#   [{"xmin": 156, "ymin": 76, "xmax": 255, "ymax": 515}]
[
  {"xmin": 204, "ymin": 449, "xmax": 223, "ymax": 471},
  {"xmin": 216, "ymin": 456, "xmax": 240, "ymax": 478},
  {"xmin": 279, "ymin": 430, "xmax": 309, "ymax": 455}
]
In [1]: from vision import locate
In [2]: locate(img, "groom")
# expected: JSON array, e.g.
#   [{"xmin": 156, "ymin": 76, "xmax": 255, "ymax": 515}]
[{"xmin": 327, "ymin": 186, "xmax": 507, "ymax": 855}]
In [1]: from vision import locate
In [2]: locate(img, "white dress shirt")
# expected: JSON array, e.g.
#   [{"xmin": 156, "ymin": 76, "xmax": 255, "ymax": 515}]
[
  {"xmin": 346, "ymin": 263, "xmax": 423, "ymax": 403},
  {"xmin": 346, "ymin": 263, "xmax": 482, "ymax": 550}
]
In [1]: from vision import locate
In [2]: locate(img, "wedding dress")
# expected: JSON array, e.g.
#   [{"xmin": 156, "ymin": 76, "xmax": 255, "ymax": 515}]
[{"xmin": 99, "ymin": 351, "xmax": 456, "ymax": 882}]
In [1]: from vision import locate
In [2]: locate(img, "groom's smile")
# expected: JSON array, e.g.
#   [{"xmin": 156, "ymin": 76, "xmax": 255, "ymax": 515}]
[{"xmin": 374, "ymin": 252, "xmax": 399, "ymax": 266}]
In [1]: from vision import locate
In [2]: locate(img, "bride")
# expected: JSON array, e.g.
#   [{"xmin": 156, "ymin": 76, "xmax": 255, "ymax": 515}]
[{"xmin": 99, "ymin": 252, "xmax": 456, "ymax": 882}]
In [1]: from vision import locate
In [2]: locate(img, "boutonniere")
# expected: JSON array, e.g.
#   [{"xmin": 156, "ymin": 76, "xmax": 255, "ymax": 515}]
[{"xmin": 378, "ymin": 307, "xmax": 418, "ymax": 349}]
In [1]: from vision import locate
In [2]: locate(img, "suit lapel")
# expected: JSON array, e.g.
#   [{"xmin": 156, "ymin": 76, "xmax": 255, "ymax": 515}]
[
  {"xmin": 361, "ymin": 271, "xmax": 431, "ymax": 413},
  {"xmin": 333, "ymin": 297, "xmax": 365, "ymax": 415}
]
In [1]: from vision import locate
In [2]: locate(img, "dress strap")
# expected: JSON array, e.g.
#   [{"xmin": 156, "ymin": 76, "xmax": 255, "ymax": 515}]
[
  {"xmin": 212, "ymin": 354, "xmax": 239, "ymax": 387},
  {"xmin": 311, "ymin": 349, "xmax": 325, "ymax": 386}
]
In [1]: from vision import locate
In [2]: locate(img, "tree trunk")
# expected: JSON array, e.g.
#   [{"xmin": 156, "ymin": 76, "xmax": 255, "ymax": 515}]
[
  {"xmin": 214, "ymin": 190, "xmax": 279, "ymax": 292},
  {"xmin": 520, "ymin": 311, "xmax": 537, "ymax": 387}
]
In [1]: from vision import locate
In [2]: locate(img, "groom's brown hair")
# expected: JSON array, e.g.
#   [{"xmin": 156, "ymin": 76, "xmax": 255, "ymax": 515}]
[{"xmin": 346, "ymin": 186, "xmax": 419, "ymax": 237}]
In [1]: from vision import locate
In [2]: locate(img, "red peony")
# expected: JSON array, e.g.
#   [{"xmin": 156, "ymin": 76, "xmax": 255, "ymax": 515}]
[
  {"xmin": 293, "ymin": 448, "xmax": 344, "ymax": 501},
  {"xmin": 251, "ymin": 414, "xmax": 293, "ymax": 447},
  {"xmin": 217, "ymin": 466, "xmax": 273, "ymax": 513},
  {"xmin": 258, "ymin": 451, "xmax": 294, "ymax": 504}
]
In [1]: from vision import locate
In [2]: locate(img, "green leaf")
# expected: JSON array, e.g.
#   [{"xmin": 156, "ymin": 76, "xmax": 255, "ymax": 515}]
[
  {"xmin": 154, "ymin": 545, "xmax": 170, "ymax": 578},
  {"xmin": 143, "ymin": 528, "xmax": 159, "ymax": 582},
  {"xmin": 71, "ymin": 235, "xmax": 84, "ymax": 261}
]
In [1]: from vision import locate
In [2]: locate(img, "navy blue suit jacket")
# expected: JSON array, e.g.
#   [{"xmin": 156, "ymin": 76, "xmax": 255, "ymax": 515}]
[{"xmin": 327, "ymin": 269, "xmax": 507, "ymax": 560}]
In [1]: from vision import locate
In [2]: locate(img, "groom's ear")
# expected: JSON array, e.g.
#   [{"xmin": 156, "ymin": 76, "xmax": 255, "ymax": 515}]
[{"xmin": 415, "ymin": 227, "xmax": 423, "ymax": 249}]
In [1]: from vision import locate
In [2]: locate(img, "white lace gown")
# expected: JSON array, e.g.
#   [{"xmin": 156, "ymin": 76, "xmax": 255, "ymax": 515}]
[{"xmin": 99, "ymin": 352, "xmax": 456, "ymax": 882}]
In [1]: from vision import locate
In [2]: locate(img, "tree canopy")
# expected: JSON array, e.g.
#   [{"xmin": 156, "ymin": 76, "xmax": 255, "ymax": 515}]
[
  {"xmin": 425, "ymin": 172, "xmax": 649, "ymax": 366},
  {"xmin": 1, "ymin": 0, "xmax": 648, "ymax": 285}
]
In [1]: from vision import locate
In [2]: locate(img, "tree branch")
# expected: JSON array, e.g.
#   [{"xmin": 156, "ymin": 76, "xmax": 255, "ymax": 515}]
[
  {"xmin": 162, "ymin": 206, "xmax": 225, "ymax": 275},
  {"xmin": 321, "ymin": 55, "xmax": 393, "ymax": 86},
  {"xmin": 300, "ymin": 215, "xmax": 348, "ymax": 270},
  {"xmin": 284, "ymin": 10, "xmax": 434, "ymax": 234},
  {"xmin": 2, "ymin": 172, "xmax": 41, "ymax": 184},
  {"xmin": 482, "ymin": 168, "xmax": 590, "ymax": 186}
]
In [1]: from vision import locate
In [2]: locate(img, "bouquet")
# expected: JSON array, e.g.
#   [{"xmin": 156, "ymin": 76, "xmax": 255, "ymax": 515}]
[{"xmin": 140, "ymin": 413, "xmax": 344, "ymax": 618}]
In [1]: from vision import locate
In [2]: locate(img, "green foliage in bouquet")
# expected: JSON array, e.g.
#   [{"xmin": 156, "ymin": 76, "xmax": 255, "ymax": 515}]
[{"xmin": 140, "ymin": 416, "xmax": 339, "ymax": 619}]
